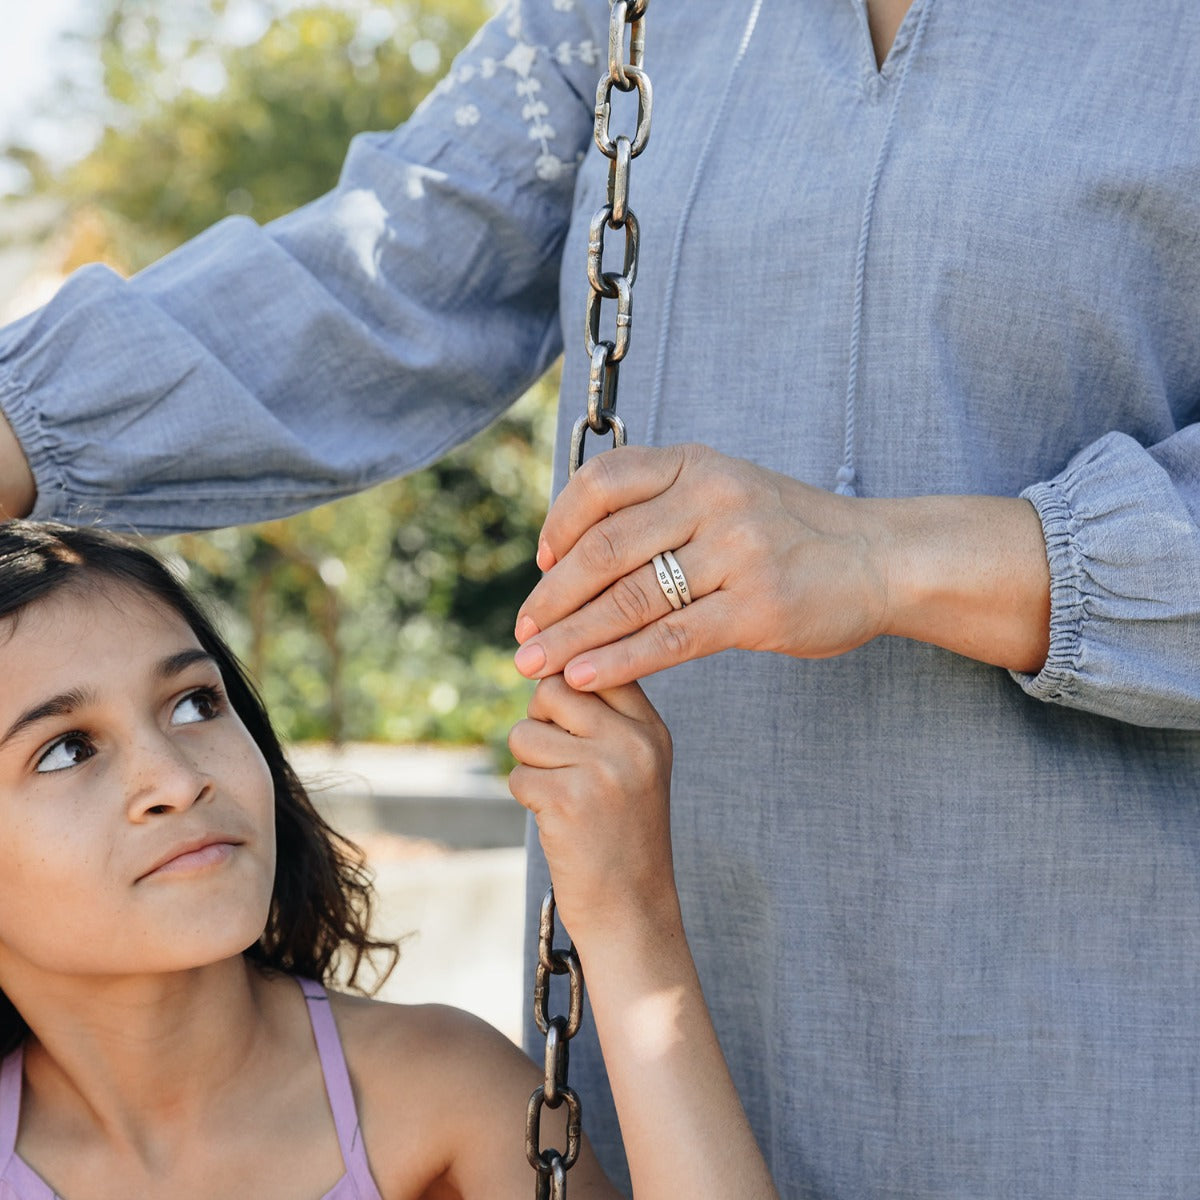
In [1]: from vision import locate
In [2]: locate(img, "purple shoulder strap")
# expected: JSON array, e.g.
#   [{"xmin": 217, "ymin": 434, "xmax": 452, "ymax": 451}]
[
  {"xmin": 297, "ymin": 978, "xmax": 382, "ymax": 1199},
  {"xmin": 0, "ymin": 1045, "xmax": 59, "ymax": 1199},
  {"xmin": 0, "ymin": 1047, "xmax": 23, "ymax": 1163}
]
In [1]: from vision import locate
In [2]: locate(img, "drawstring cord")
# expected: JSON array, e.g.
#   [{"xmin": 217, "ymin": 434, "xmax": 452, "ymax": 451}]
[{"xmin": 837, "ymin": 0, "xmax": 935, "ymax": 496}]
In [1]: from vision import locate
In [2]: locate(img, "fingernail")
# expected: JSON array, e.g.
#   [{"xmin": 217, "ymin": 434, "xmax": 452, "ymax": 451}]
[
  {"xmin": 565, "ymin": 660, "xmax": 597, "ymax": 689},
  {"xmin": 536, "ymin": 537, "xmax": 557, "ymax": 572},
  {"xmin": 514, "ymin": 615, "xmax": 539, "ymax": 643},
  {"xmin": 514, "ymin": 642, "xmax": 547, "ymax": 677}
]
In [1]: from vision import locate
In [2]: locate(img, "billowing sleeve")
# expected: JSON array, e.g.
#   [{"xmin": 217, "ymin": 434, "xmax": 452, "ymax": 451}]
[
  {"xmin": 1012, "ymin": 426, "xmax": 1200, "ymax": 730},
  {"xmin": 0, "ymin": 1, "xmax": 602, "ymax": 534}
]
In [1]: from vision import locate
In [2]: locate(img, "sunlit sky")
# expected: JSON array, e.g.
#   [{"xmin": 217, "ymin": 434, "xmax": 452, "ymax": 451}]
[
  {"xmin": 0, "ymin": 0, "xmax": 97, "ymax": 190},
  {"xmin": 0, "ymin": 1, "xmax": 89, "ymax": 136}
]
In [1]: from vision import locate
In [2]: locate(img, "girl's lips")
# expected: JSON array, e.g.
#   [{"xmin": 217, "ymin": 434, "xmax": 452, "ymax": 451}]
[{"xmin": 141, "ymin": 840, "xmax": 237, "ymax": 880}]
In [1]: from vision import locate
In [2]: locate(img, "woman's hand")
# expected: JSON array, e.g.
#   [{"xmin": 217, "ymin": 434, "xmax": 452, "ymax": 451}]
[
  {"xmin": 508, "ymin": 675, "xmax": 675, "ymax": 944},
  {"xmin": 513, "ymin": 443, "xmax": 1051, "ymax": 690},
  {"xmin": 514, "ymin": 443, "xmax": 890, "ymax": 689}
]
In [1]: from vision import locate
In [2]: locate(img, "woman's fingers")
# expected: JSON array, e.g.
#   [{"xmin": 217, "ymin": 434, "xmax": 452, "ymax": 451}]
[
  {"xmin": 534, "ymin": 443, "xmax": 691, "ymax": 572},
  {"xmin": 560, "ymin": 593, "xmax": 734, "ymax": 691},
  {"xmin": 518, "ymin": 491, "xmax": 699, "ymax": 650},
  {"xmin": 515, "ymin": 550, "xmax": 706, "ymax": 680}
]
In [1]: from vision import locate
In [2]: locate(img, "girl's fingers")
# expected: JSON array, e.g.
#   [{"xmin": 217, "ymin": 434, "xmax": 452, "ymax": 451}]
[
  {"xmin": 525, "ymin": 674, "xmax": 604, "ymax": 729},
  {"xmin": 515, "ymin": 549, "xmax": 707, "ymax": 681},
  {"xmin": 591, "ymin": 679, "xmax": 657, "ymax": 724},
  {"xmin": 507, "ymin": 762, "xmax": 573, "ymax": 816},
  {"xmin": 507, "ymin": 715, "xmax": 579, "ymax": 769},
  {"xmin": 524, "ymin": 675, "xmax": 658, "ymax": 733}
]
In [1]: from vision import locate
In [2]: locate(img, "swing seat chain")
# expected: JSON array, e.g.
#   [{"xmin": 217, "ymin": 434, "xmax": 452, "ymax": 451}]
[
  {"xmin": 529, "ymin": 4, "xmax": 653, "ymax": 1196},
  {"xmin": 569, "ymin": 0, "xmax": 653, "ymax": 479}
]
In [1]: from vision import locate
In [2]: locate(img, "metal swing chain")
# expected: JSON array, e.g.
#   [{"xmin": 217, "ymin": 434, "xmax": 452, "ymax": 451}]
[{"xmin": 525, "ymin": 3, "xmax": 653, "ymax": 1197}]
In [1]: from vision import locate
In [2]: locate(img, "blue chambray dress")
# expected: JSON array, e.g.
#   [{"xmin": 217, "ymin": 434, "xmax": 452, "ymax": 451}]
[{"xmin": 3, "ymin": 2, "xmax": 1200, "ymax": 1195}]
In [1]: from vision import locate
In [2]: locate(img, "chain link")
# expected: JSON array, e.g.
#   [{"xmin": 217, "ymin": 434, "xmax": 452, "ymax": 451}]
[{"xmin": 526, "ymin": 8, "xmax": 652, "ymax": 1190}]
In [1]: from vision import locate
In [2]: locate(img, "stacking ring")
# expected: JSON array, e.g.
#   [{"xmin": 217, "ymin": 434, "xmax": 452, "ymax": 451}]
[{"xmin": 651, "ymin": 549, "xmax": 692, "ymax": 609}]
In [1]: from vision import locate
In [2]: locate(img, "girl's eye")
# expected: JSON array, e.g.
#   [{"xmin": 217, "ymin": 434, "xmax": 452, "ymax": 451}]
[
  {"xmin": 172, "ymin": 687, "xmax": 224, "ymax": 727},
  {"xmin": 36, "ymin": 735, "xmax": 95, "ymax": 775}
]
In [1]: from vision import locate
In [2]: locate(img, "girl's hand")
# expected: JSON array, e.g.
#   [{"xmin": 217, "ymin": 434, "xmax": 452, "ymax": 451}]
[
  {"xmin": 513, "ymin": 443, "xmax": 1050, "ymax": 690},
  {"xmin": 510, "ymin": 681, "xmax": 780, "ymax": 1200},
  {"xmin": 508, "ymin": 676, "xmax": 674, "ymax": 943}
]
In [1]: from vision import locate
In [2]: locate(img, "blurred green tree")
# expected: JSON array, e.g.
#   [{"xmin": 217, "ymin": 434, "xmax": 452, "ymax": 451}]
[
  {"xmin": 13, "ymin": 0, "xmax": 558, "ymax": 750},
  {"xmin": 43, "ymin": 0, "xmax": 495, "ymax": 267}
]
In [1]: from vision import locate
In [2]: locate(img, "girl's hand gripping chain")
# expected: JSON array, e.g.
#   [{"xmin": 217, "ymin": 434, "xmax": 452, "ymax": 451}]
[{"xmin": 509, "ymin": 678, "xmax": 779, "ymax": 1200}]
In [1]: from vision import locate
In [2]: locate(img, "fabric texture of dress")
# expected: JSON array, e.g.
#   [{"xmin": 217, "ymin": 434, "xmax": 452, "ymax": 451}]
[{"xmin": 3, "ymin": 2, "xmax": 1200, "ymax": 1195}]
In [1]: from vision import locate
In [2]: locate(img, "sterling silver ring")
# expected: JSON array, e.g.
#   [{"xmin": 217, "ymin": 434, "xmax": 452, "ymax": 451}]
[
  {"xmin": 661, "ymin": 549, "xmax": 692, "ymax": 606},
  {"xmin": 651, "ymin": 553, "xmax": 682, "ymax": 609},
  {"xmin": 651, "ymin": 549, "xmax": 692, "ymax": 610}
]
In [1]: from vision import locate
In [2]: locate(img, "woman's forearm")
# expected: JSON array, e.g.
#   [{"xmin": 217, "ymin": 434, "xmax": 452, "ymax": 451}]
[
  {"xmin": 516, "ymin": 446, "xmax": 1052, "ymax": 690},
  {"xmin": 0, "ymin": 411, "xmax": 35, "ymax": 518},
  {"xmin": 866, "ymin": 494, "xmax": 1051, "ymax": 674},
  {"xmin": 577, "ymin": 909, "xmax": 779, "ymax": 1200}
]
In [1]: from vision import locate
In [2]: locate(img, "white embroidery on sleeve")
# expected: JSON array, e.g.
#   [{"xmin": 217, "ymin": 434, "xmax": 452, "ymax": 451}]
[{"xmin": 423, "ymin": 1, "xmax": 592, "ymax": 181}]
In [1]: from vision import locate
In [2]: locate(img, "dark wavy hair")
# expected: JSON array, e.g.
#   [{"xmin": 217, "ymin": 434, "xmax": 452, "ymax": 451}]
[{"xmin": 0, "ymin": 520, "xmax": 398, "ymax": 1056}]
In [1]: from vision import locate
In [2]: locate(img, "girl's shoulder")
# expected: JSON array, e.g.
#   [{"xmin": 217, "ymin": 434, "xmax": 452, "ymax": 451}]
[{"xmin": 324, "ymin": 989, "xmax": 554, "ymax": 1199}]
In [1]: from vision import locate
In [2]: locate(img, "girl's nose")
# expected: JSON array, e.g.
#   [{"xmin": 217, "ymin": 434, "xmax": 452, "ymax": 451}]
[{"xmin": 125, "ymin": 731, "xmax": 213, "ymax": 820}]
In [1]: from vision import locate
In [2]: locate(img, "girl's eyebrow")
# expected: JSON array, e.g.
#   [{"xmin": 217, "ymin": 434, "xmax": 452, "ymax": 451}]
[
  {"xmin": 0, "ymin": 650, "xmax": 218, "ymax": 749},
  {"xmin": 0, "ymin": 688, "xmax": 94, "ymax": 750},
  {"xmin": 156, "ymin": 648, "xmax": 218, "ymax": 680}
]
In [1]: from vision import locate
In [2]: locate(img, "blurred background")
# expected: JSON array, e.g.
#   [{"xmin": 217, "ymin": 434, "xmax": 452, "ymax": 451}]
[{"xmin": 0, "ymin": 0, "xmax": 548, "ymax": 1040}]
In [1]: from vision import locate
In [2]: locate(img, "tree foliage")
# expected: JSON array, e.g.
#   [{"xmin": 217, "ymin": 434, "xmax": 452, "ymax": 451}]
[
  {"xmin": 54, "ymin": 0, "xmax": 494, "ymax": 269},
  {"xmin": 15, "ymin": 0, "xmax": 558, "ymax": 750}
]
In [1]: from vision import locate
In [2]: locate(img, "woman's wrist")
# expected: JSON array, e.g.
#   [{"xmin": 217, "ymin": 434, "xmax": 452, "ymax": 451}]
[
  {"xmin": 868, "ymin": 494, "xmax": 1052, "ymax": 674},
  {"xmin": 0, "ymin": 411, "xmax": 35, "ymax": 518}
]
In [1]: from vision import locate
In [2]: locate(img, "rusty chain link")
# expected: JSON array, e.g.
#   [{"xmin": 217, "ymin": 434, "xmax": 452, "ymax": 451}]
[
  {"xmin": 568, "ymin": 0, "xmax": 652, "ymax": 477},
  {"xmin": 527, "ymin": 2, "xmax": 653, "ymax": 1195}
]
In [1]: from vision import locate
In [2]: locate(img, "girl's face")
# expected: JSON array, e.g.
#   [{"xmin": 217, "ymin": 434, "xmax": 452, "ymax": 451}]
[{"xmin": 0, "ymin": 584, "xmax": 276, "ymax": 986}]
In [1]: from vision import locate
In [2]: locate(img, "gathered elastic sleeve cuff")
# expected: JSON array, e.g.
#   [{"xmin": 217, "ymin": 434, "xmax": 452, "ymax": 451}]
[{"xmin": 1011, "ymin": 429, "xmax": 1200, "ymax": 730}]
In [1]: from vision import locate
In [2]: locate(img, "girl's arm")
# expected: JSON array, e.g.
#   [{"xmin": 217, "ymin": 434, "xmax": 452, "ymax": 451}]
[{"xmin": 509, "ymin": 678, "xmax": 779, "ymax": 1200}]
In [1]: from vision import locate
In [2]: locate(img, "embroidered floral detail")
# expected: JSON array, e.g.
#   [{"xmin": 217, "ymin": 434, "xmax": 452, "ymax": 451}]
[
  {"xmin": 423, "ymin": 2, "xmax": 592, "ymax": 182},
  {"xmin": 553, "ymin": 38, "xmax": 598, "ymax": 66},
  {"xmin": 536, "ymin": 153, "xmax": 565, "ymax": 181},
  {"xmin": 503, "ymin": 40, "xmax": 539, "ymax": 78}
]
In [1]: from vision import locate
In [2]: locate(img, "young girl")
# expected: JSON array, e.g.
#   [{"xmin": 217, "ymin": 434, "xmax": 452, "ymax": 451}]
[{"xmin": 0, "ymin": 520, "xmax": 776, "ymax": 1200}]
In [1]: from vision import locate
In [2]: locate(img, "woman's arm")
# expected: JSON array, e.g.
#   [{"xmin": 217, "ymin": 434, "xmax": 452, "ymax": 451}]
[
  {"xmin": 513, "ymin": 442, "xmax": 1050, "ymax": 684},
  {"xmin": 0, "ymin": 409, "xmax": 34, "ymax": 518},
  {"xmin": 0, "ymin": 0, "xmax": 599, "ymax": 534},
  {"xmin": 508, "ymin": 677, "xmax": 780, "ymax": 1200},
  {"xmin": 515, "ymin": 430, "xmax": 1200, "ymax": 730}
]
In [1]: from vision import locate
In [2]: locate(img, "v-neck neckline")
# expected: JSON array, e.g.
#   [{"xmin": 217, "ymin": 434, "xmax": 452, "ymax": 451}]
[{"xmin": 852, "ymin": 0, "xmax": 930, "ymax": 83}]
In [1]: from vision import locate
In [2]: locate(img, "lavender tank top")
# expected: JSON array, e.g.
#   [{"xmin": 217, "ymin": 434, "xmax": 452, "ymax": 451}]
[{"xmin": 0, "ymin": 978, "xmax": 382, "ymax": 1199}]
